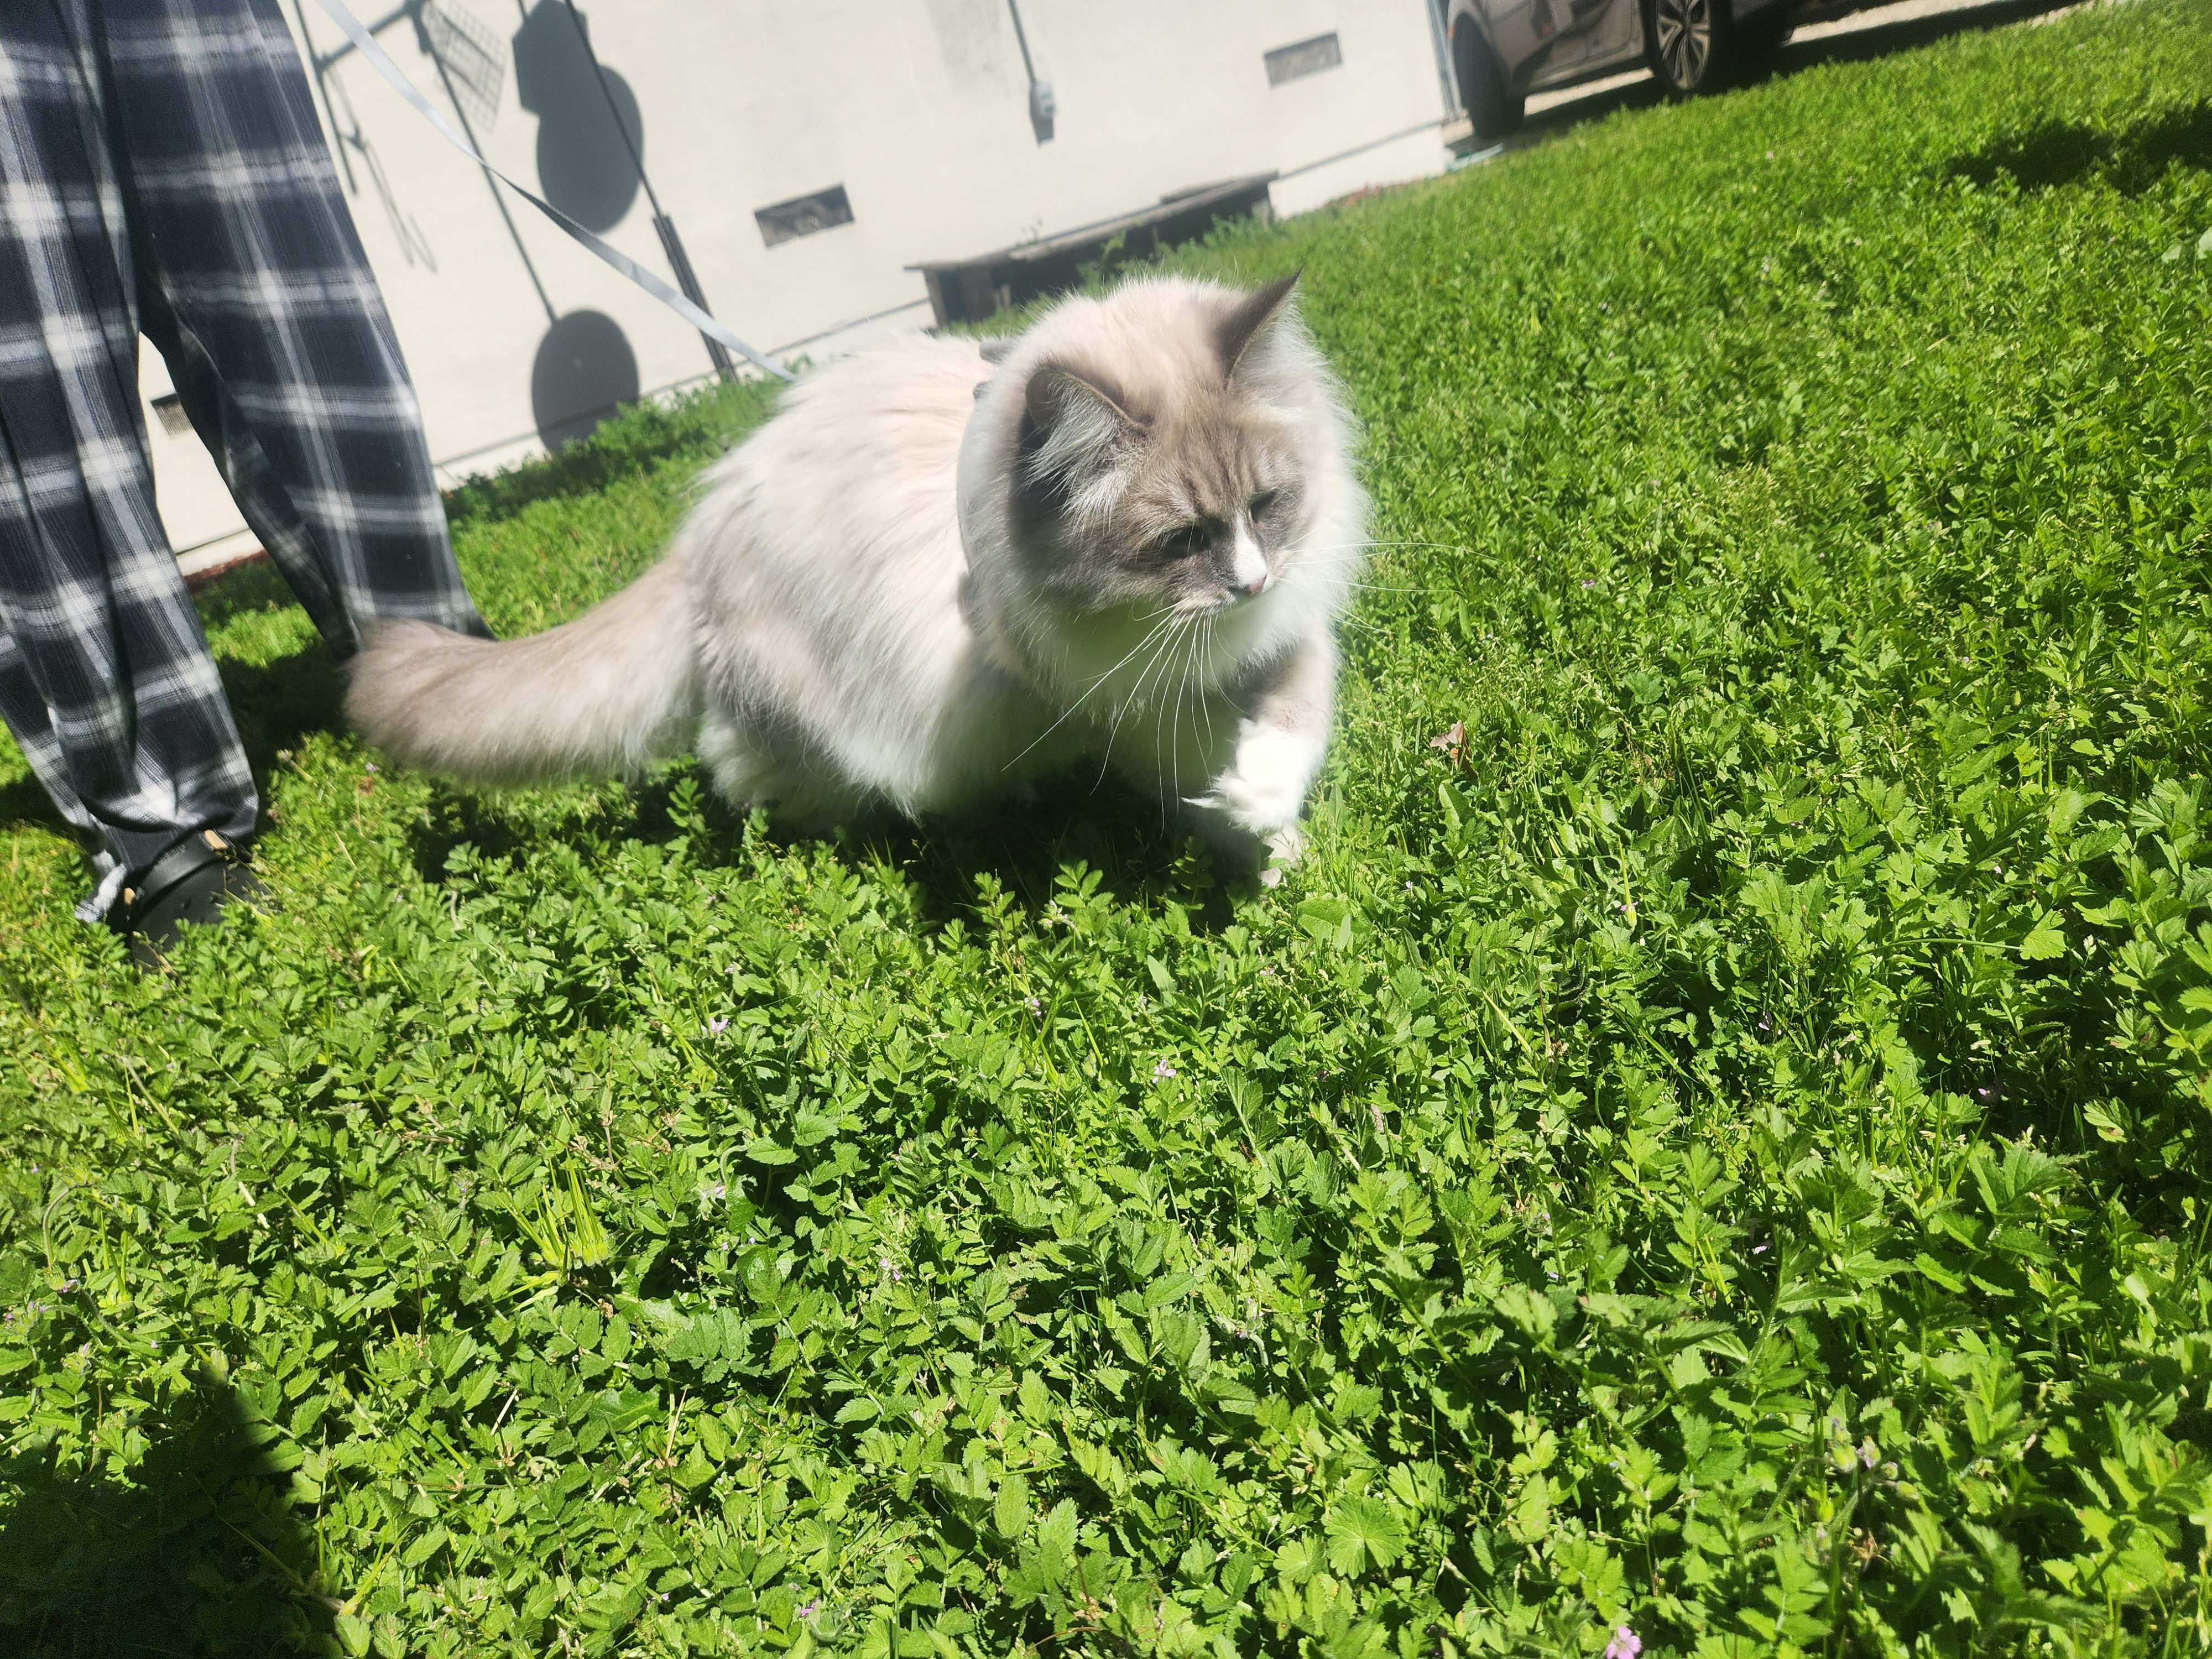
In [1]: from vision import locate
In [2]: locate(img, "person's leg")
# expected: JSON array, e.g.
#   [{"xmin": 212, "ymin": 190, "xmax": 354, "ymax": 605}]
[
  {"xmin": 101, "ymin": 0, "xmax": 487, "ymax": 659},
  {"xmin": 0, "ymin": 1, "xmax": 257, "ymax": 923}
]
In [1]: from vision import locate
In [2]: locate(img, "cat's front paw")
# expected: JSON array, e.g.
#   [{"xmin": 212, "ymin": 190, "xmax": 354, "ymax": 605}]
[
  {"xmin": 1196, "ymin": 725, "xmax": 1324, "ymax": 834},
  {"xmin": 1256, "ymin": 822, "xmax": 1306, "ymax": 887}
]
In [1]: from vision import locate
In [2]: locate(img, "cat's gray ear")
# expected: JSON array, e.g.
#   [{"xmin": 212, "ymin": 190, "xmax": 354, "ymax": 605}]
[
  {"xmin": 1021, "ymin": 363, "xmax": 1141, "ymax": 489},
  {"xmin": 978, "ymin": 338, "xmax": 1015, "ymax": 365},
  {"xmin": 1218, "ymin": 269, "xmax": 1302, "ymax": 377},
  {"xmin": 1024, "ymin": 362, "xmax": 1139, "ymax": 444}
]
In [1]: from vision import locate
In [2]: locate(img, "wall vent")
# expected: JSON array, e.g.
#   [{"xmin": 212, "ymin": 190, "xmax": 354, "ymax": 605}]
[
  {"xmin": 755, "ymin": 185, "xmax": 854, "ymax": 248},
  {"xmin": 1265, "ymin": 33, "xmax": 1342, "ymax": 85}
]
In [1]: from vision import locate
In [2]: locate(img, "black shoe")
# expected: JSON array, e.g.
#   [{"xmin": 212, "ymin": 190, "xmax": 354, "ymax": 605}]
[{"xmin": 108, "ymin": 831, "xmax": 266, "ymax": 968}]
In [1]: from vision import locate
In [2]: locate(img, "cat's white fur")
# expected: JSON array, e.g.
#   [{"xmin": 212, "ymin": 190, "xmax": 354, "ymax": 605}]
[{"xmin": 347, "ymin": 275, "xmax": 1366, "ymax": 865}]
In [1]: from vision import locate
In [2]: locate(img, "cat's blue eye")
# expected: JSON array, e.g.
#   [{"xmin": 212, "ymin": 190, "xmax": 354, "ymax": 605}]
[{"xmin": 1250, "ymin": 491, "xmax": 1282, "ymax": 518}]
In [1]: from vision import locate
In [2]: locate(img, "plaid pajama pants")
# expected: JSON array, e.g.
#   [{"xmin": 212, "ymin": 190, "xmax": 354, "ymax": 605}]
[{"xmin": 0, "ymin": 0, "xmax": 486, "ymax": 921}]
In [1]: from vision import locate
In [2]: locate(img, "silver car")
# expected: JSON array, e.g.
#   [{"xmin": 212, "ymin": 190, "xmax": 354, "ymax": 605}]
[{"xmin": 1446, "ymin": 0, "xmax": 1795, "ymax": 139}]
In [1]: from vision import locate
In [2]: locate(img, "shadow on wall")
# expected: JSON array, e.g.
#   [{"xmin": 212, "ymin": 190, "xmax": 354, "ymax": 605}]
[
  {"xmin": 530, "ymin": 310, "xmax": 641, "ymax": 452},
  {"xmin": 512, "ymin": 0, "xmax": 642, "ymax": 231},
  {"xmin": 515, "ymin": 1, "xmax": 644, "ymax": 451}
]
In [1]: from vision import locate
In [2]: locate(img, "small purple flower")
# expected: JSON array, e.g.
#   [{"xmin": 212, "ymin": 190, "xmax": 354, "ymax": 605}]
[
  {"xmin": 1026, "ymin": 995, "xmax": 1042, "ymax": 1018},
  {"xmin": 702, "ymin": 1016, "xmax": 730, "ymax": 1038},
  {"xmin": 364, "ymin": 761, "xmax": 378, "ymax": 773},
  {"xmin": 1152, "ymin": 1057, "xmax": 1176, "ymax": 1080},
  {"xmin": 1604, "ymin": 1627, "xmax": 1641, "ymax": 1659},
  {"xmin": 796, "ymin": 1597, "xmax": 821, "ymax": 1622},
  {"xmin": 1581, "ymin": 580, "xmax": 1598, "ymax": 591}
]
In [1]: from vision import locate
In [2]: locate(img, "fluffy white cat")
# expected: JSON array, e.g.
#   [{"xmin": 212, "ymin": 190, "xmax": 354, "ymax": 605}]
[{"xmin": 347, "ymin": 274, "xmax": 1367, "ymax": 869}]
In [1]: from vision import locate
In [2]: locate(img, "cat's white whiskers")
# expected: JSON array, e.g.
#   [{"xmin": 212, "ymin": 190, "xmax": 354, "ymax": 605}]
[
  {"xmin": 1104, "ymin": 611, "xmax": 1185, "ymax": 749},
  {"xmin": 1292, "ymin": 538, "xmax": 1463, "ymax": 554},
  {"xmin": 1165, "ymin": 620, "xmax": 1201, "ymax": 814},
  {"xmin": 1274, "ymin": 547, "xmax": 1428, "ymax": 597},
  {"xmin": 1099, "ymin": 608, "xmax": 1194, "ymax": 794},
  {"xmin": 1191, "ymin": 616, "xmax": 1221, "ymax": 752},
  {"xmin": 1161, "ymin": 618, "xmax": 1204, "ymax": 818},
  {"xmin": 1183, "ymin": 617, "xmax": 1219, "ymax": 804},
  {"xmin": 1000, "ymin": 603, "xmax": 1179, "ymax": 771}
]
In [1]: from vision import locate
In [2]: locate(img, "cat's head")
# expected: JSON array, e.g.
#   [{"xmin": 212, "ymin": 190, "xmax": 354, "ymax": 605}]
[{"xmin": 966, "ymin": 274, "xmax": 1352, "ymax": 627}]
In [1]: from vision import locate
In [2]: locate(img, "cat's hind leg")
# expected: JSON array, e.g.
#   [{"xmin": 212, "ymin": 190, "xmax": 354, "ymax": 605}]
[
  {"xmin": 697, "ymin": 708, "xmax": 871, "ymax": 830},
  {"xmin": 697, "ymin": 708, "xmax": 776, "ymax": 811}
]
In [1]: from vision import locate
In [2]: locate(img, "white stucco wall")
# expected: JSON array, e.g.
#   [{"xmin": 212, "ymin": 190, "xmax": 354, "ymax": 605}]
[{"xmin": 149, "ymin": 0, "xmax": 1459, "ymax": 559}]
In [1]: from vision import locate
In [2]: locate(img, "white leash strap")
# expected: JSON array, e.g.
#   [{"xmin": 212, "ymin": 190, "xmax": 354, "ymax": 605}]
[{"xmin": 309, "ymin": 0, "xmax": 795, "ymax": 382}]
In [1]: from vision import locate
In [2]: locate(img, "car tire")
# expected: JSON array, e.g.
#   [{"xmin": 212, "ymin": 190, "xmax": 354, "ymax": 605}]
[
  {"xmin": 1644, "ymin": 0, "xmax": 1731, "ymax": 96},
  {"xmin": 1454, "ymin": 18, "xmax": 1524, "ymax": 143}
]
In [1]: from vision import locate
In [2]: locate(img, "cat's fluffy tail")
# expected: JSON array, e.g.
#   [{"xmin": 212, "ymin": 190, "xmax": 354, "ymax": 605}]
[{"xmin": 346, "ymin": 555, "xmax": 698, "ymax": 786}]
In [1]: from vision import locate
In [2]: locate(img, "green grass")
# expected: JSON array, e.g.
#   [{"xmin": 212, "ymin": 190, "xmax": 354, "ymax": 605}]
[{"xmin": 4, "ymin": 3, "xmax": 2211, "ymax": 1653}]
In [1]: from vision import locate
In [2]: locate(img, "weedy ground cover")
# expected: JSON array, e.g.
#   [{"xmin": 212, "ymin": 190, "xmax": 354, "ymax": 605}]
[{"xmin": 3, "ymin": 3, "xmax": 2210, "ymax": 1653}]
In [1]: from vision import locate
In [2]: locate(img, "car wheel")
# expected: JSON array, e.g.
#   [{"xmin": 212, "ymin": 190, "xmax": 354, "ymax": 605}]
[
  {"xmin": 1453, "ymin": 18, "xmax": 1524, "ymax": 142},
  {"xmin": 1645, "ymin": 0, "xmax": 1730, "ymax": 96}
]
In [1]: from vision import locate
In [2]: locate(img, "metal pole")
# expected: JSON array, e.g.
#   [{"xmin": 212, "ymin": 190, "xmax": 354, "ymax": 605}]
[
  {"xmin": 1005, "ymin": 1, "xmax": 1056, "ymax": 143},
  {"xmin": 559, "ymin": 0, "xmax": 733, "ymax": 378}
]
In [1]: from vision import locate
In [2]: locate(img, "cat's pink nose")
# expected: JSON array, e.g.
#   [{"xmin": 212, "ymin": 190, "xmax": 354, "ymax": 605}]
[{"xmin": 1241, "ymin": 575, "xmax": 1266, "ymax": 597}]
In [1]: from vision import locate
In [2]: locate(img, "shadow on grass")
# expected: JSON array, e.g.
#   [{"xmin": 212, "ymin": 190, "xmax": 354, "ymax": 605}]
[
  {"xmin": 408, "ymin": 755, "xmax": 1260, "ymax": 938},
  {"xmin": 213, "ymin": 644, "xmax": 347, "ymax": 787},
  {"xmin": 191, "ymin": 560, "xmax": 300, "ymax": 638},
  {"xmin": 1762, "ymin": 0, "xmax": 2084, "ymax": 80},
  {"xmin": 0, "ymin": 773, "xmax": 71, "ymax": 842},
  {"xmin": 0, "ymin": 1374, "xmax": 330, "ymax": 1656},
  {"xmin": 1944, "ymin": 98, "xmax": 2212, "ymax": 194},
  {"xmin": 860, "ymin": 771, "xmax": 1260, "ymax": 933}
]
